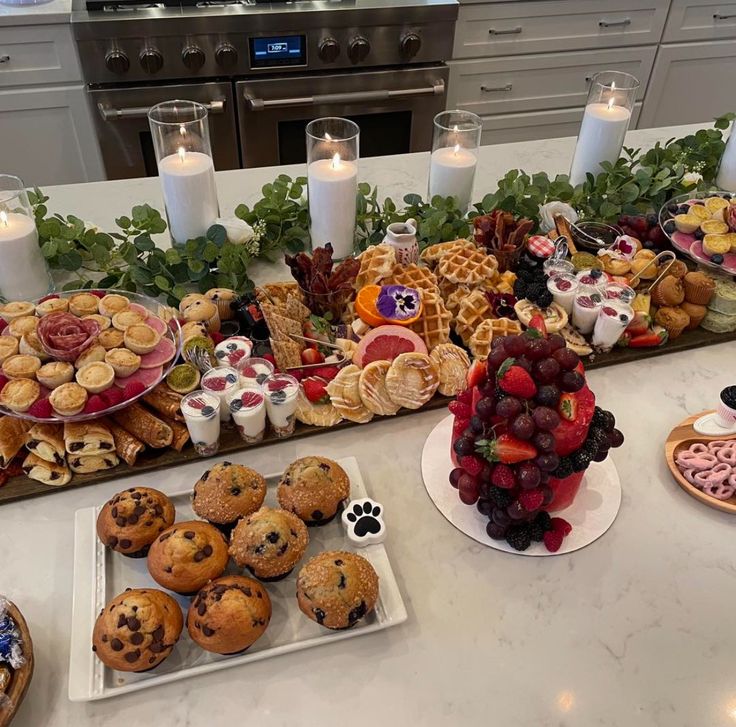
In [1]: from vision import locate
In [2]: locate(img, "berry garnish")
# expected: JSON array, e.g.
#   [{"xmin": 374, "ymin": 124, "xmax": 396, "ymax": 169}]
[
  {"xmin": 550, "ymin": 517, "xmax": 572, "ymax": 536},
  {"xmin": 201, "ymin": 405, "xmax": 215, "ymax": 417},
  {"xmin": 241, "ymin": 366, "xmax": 257, "ymax": 378},
  {"xmin": 204, "ymin": 376, "xmax": 228, "ymax": 391},
  {"xmin": 28, "ymin": 398, "xmax": 53, "ymax": 418},
  {"xmin": 543, "ymin": 529, "xmax": 564, "ymax": 553},
  {"xmin": 302, "ymin": 376, "xmax": 330, "ymax": 404},
  {"xmin": 459, "ymin": 455, "xmax": 484, "ymax": 478},
  {"xmin": 122, "ymin": 381, "xmax": 146, "ymax": 401},
  {"xmin": 84, "ymin": 395, "xmax": 106, "ymax": 414},
  {"xmin": 497, "ymin": 359, "xmax": 537, "ymax": 399},
  {"xmin": 475, "ymin": 434, "xmax": 537, "ymax": 464},
  {"xmin": 267, "ymin": 379, "xmax": 290, "ymax": 392},
  {"xmin": 101, "ymin": 387, "xmax": 124, "ymax": 407}
]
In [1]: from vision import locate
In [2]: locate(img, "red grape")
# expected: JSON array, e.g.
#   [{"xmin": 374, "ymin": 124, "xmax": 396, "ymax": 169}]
[
  {"xmin": 488, "ymin": 346, "xmax": 510, "ymax": 369},
  {"xmin": 475, "ymin": 397, "xmax": 495, "ymax": 421},
  {"xmin": 541, "ymin": 486, "xmax": 554, "ymax": 505},
  {"xmin": 453, "ymin": 436, "xmax": 475, "ymax": 457},
  {"xmin": 511, "ymin": 413, "xmax": 535, "ymax": 440},
  {"xmin": 477, "ymin": 498, "xmax": 493, "ymax": 517},
  {"xmin": 535, "ymin": 452, "xmax": 560, "ymax": 472},
  {"xmin": 496, "ymin": 396, "xmax": 522, "ymax": 419},
  {"xmin": 458, "ymin": 473, "xmax": 480, "ymax": 504},
  {"xmin": 449, "ymin": 468, "xmax": 463, "ymax": 488},
  {"xmin": 505, "ymin": 336, "xmax": 526, "ymax": 357},
  {"xmin": 548, "ymin": 334, "xmax": 566, "ymax": 351},
  {"xmin": 610, "ymin": 429, "xmax": 624, "ymax": 448},
  {"xmin": 552, "ymin": 347, "xmax": 580, "ymax": 371},
  {"xmin": 532, "ymin": 406, "xmax": 560, "ymax": 431},
  {"xmin": 532, "ymin": 431, "xmax": 556, "ymax": 452},
  {"xmin": 559, "ymin": 371, "xmax": 585, "ymax": 392},
  {"xmin": 492, "ymin": 507, "xmax": 511, "ymax": 527},
  {"xmin": 507, "ymin": 500, "xmax": 527, "ymax": 520},
  {"xmin": 486, "ymin": 522, "xmax": 507, "ymax": 540},
  {"xmin": 517, "ymin": 461, "xmax": 541, "ymax": 489},
  {"xmin": 533, "ymin": 357, "xmax": 561, "ymax": 383},
  {"xmin": 514, "ymin": 356, "xmax": 532, "ymax": 373},
  {"xmin": 526, "ymin": 338, "xmax": 552, "ymax": 361},
  {"xmin": 536, "ymin": 384, "xmax": 561, "ymax": 408}
]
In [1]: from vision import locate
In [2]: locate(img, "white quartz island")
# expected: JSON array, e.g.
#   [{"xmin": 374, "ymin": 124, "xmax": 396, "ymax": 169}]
[{"xmin": 5, "ymin": 123, "xmax": 736, "ymax": 727}]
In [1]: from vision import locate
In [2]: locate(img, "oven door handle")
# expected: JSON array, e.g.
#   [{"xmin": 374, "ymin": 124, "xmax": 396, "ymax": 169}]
[
  {"xmin": 245, "ymin": 81, "xmax": 445, "ymax": 111},
  {"xmin": 97, "ymin": 99, "xmax": 226, "ymax": 121}
]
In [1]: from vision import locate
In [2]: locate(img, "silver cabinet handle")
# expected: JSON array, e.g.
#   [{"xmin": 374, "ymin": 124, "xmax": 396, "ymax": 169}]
[
  {"xmin": 245, "ymin": 81, "xmax": 445, "ymax": 111},
  {"xmin": 488, "ymin": 26, "xmax": 522, "ymax": 35},
  {"xmin": 599, "ymin": 18, "xmax": 631, "ymax": 27},
  {"xmin": 0, "ymin": 55, "xmax": 10, "ymax": 64},
  {"xmin": 98, "ymin": 99, "xmax": 226, "ymax": 120},
  {"xmin": 714, "ymin": 12, "xmax": 736, "ymax": 20},
  {"xmin": 480, "ymin": 83, "xmax": 512, "ymax": 93}
]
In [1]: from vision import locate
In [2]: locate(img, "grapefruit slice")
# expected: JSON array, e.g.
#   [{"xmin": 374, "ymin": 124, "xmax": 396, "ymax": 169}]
[
  {"xmin": 139, "ymin": 338, "xmax": 176, "ymax": 369},
  {"xmin": 353, "ymin": 325, "xmax": 427, "ymax": 367},
  {"xmin": 114, "ymin": 365, "xmax": 163, "ymax": 389}
]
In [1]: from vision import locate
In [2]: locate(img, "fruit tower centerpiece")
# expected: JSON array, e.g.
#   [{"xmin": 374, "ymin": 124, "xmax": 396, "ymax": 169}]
[{"xmin": 448, "ymin": 318, "xmax": 624, "ymax": 552}]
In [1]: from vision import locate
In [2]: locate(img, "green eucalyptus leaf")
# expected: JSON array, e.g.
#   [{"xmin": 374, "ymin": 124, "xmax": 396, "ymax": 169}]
[{"xmin": 154, "ymin": 275, "xmax": 171, "ymax": 291}]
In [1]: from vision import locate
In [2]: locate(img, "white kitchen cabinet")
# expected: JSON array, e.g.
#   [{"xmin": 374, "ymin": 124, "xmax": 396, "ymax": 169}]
[
  {"xmin": 0, "ymin": 84, "xmax": 105, "ymax": 185},
  {"xmin": 638, "ymin": 39, "xmax": 736, "ymax": 128},
  {"xmin": 663, "ymin": 0, "xmax": 736, "ymax": 42}
]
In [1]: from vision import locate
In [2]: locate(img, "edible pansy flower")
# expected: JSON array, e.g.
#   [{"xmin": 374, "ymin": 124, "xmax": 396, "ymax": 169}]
[{"xmin": 376, "ymin": 285, "xmax": 421, "ymax": 321}]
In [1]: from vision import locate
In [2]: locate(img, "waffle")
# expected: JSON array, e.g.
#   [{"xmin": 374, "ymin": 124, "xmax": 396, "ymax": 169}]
[
  {"xmin": 354, "ymin": 244, "xmax": 396, "ymax": 289},
  {"xmin": 384, "ymin": 263, "xmax": 439, "ymax": 293},
  {"xmin": 429, "ymin": 343, "xmax": 470, "ymax": 396},
  {"xmin": 444, "ymin": 286, "xmax": 471, "ymax": 320},
  {"xmin": 420, "ymin": 239, "xmax": 474, "ymax": 269},
  {"xmin": 469, "ymin": 318, "xmax": 522, "ymax": 360},
  {"xmin": 408, "ymin": 292, "xmax": 452, "ymax": 349},
  {"xmin": 487, "ymin": 270, "xmax": 517, "ymax": 296},
  {"xmin": 454, "ymin": 288, "xmax": 494, "ymax": 346},
  {"xmin": 256, "ymin": 282, "xmax": 303, "ymax": 307},
  {"xmin": 438, "ymin": 246, "xmax": 499, "ymax": 286}
]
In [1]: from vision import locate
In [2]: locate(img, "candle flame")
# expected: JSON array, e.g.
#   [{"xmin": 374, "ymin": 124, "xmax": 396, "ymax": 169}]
[
  {"xmin": 608, "ymin": 81, "xmax": 617, "ymax": 111},
  {"xmin": 607, "ymin": 97, "xmax": 615, "ymax": 111},
  {"xmin": 324, "ymin": 132, "xmax": 333, "ymax": 141},
  {"xmin": 453, "ymin": 144, "xmax": 460, "ymax": 155},
  {"xmin": 0, "ymin": 211, "xmax": 7, "ymax": 228},
  {"xmin": 331, "ymin": 152, "xmax": 341, "ymax": 169},
  {"xmin": 179, "ymin": 124, "xmax": 186, "ymax": 136},
  {"xmin": 452, "ymin": 125, "xmax": 458, "ymax": 133},
  {"xmin": 177, "ymin": 146, "xmax": 186, "ymax": 162}
]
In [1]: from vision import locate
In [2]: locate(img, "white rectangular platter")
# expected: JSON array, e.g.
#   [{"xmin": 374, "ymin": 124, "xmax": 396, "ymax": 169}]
[{"xmin": 69, "ymin": 456, "xmax": 407, "ymax": 701}]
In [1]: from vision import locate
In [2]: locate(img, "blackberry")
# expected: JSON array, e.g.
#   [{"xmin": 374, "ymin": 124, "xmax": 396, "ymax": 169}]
[
  {"xmin": 529, "ymin": 519, "xmax": 546, "ymax": 542},
  {"xmin": 535, "ymin": 510, "xmax": 552, "ymax": 530},
  {"xmin": 535, "ymin": 290, "xmax": 554, "ymax": 309},
  {"xmin": 506, "ymin": 524, "xmax": 532, "ymax": 551},
  {"xmin": 514, "ymin": 279, "xmax": 528, "ymax": 298},
  {"xmin": 571, "ymin": 448, "xmax": 594, "ymax": 472},
  {"xmin": 591, "ymin": 406, "xmax": 606, "ymax": 429},
  {"xmin": 600, "ymin": 410, "xmax": 616, "ymax": 432},
  {"xmin": 554, "ymin": 456, "xmax": 574, "ymax": 479},
  {"xmin": 587, "ymin": 426, "xmax": 606, "ymax": 446},
  {"xmin": 488, "ymin": 486, "xmax": 514, "ymax": 509}
]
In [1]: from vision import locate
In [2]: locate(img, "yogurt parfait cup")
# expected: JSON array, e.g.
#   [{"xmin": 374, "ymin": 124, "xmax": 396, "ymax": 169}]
[
  {"xmin": 201, "ymin": 366, "xmax": 239, "ymax": 422},
  {"xmin": 716, "ymin": 386, "xmax": 736, "ymax": 428},
  {"xmin": 237, "ymin": 356, "xmax": 275, "ymax": 389},
  {"xmin": 263, "ymin": 373, "xmax": 300, "ymax": 438},
  {"xmin": 546, "ymin": 273, "xmax": 579, "ymax": 315},
  {"xmin": 543, "ymin": 258, "xmax": 574, "ymax": 277},
  {"xmin": 572, "ymin": 288, "xmax": 604, "ymax": 335},
  {"xmin": 227, "ymin": 386, "xmax": 267, "ymax": 443},
  {"xmin": 181, "ymin": 390, "xmax": 221, "ymax": 457},
  {"xmin": 603, "ymin": 282, "xmax": 635, "ymax": 304},
  {"xmin": 575, "ymin": 268, "xmax": 607, "ymax": 291},
  {"xmin": 214, "ymin": 335, "xmax": 253, "ymax": 368},
  {"xmin": 592, "ymin": 301, "xmax": 634, "ymax": 351}
]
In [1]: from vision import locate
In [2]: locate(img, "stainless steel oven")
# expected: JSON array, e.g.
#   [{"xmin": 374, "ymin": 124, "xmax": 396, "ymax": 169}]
[{"xmin": 237, "ymin": 65, "xmax": 448, "ymax": 167}]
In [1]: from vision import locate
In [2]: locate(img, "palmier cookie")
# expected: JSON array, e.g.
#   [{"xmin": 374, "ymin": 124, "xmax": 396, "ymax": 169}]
[
  {"xmin": 429, "ymin": 343, "xmax": 470, "ymax": 397},
  {"xmin": 92, "ymin": 588, "xmax": 183, "ymax": 672},
  {"xmin": 96, "ymin": 486, "xmax": 176, "ymax": 557},
  {"xmin": 147, "ymin": 520, "xmax": 229, "ymax": 594},
  {"xmin": 385, "ymin": 352, "xmax": 439, "ymax": 410},
  {"xmin": 358, "ymin": 361, "xmax": 400, "ymax": 416},
  {"xmin": 326, "ymin": 364, "xmax": 374, "ymax": 424}
]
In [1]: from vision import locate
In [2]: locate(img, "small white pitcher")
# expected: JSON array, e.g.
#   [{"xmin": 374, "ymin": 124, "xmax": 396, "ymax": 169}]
[{"xmin": 383, "ymin": 218, "xmax": 419, "ymax": 265}]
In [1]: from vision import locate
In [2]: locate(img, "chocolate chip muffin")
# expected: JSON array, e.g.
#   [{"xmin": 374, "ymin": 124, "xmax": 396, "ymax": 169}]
[
  {"xmin": 96, "ymin": 487, "xmax": 176, "ymax": 557},
  {"xmin": 277, "ymin": 456, "xmax": 350, "ymax": 526},
  {"xmin": 296, "ymin": 551, "xmax": 379, "ymax": 630},
  {"xmin": 229, "ymin": 507, "xmax": 308, "ymax": 581},
  {"xmin": 192, "ymin": 462, "xmax": 267, "ymax": 531},
  {"xmin": 187, "ymin": 575, "xmax": 271, "ymax": 654},
  {"xmin": 147, "ymin": 521, "xmax": 229, "ymax": 595},
  {"xmin": 92, "ymin": 588, "xmax": 183, "ymax": 672}
]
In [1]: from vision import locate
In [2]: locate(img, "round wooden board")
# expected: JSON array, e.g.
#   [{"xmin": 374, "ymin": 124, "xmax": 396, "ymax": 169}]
[
  {"xmin": 0, "ymin": 601, "xmax": 34, "ymax": 727},
  {"xmin": 665, "ymin": 411, "xmax": 736, "ymax": 514}
]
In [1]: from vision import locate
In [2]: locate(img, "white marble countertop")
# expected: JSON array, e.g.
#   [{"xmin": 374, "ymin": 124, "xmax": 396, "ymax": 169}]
[
  {"xmin": 8, "ymin": 121, "xmax": 736, "ymax": 727},
  {"xmin": 0, "ymin": 0, "xmax": 70, "ymax": 26}
]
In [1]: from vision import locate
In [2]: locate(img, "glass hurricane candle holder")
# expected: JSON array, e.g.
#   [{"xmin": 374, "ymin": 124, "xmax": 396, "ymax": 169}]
[
  {"xmin": 306, "ymin": 117, "xmax": 359, "ymax": 260},
  {"xmin": 0, "ymin": 174, "xmax": 51, "ymax": 301},
  {"xmin": 569, "ymin": 71, "xmax": 639, "ymax": 186},
  {"xmin": 148, "ymin": 100, "xmax": 220, "ymax": 247},
  {"xmin": 716, "ymin": 120, "xmax": 736, "ymax": 192},
  {"xmin": 428, "ymin": 110, "xmax": 482, "ymax": 212}
]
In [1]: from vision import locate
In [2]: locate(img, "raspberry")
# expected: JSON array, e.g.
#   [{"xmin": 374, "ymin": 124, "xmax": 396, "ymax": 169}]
[
  {"xmin": 459, "ymin": 455, "xmax": 484, "ymax": 477},
  {"xmin": 90, "ymin": 290, "xmax": 106, "ymax": 299},
  {"xmin": 209, "ymin": 331, "xmax": 225, "ymax": 346},
  {"xmin": 543, "ymin": 529, "xmax": 564, "ymax": 553},
  {"xmin": 491, "ymin": 464, "xmax": 515, "ymax": 489},
  {"xmin": 0, "ymin": 374, "xmax": 8, "ymax": 391},
  {"xmin": 101, "ymin": 387, "xmax": 124, "ymax": 407},
  {"xmin": 550, "ymin": 517, "xmax": 572, "ymax": 536},
  {"xmin": 28, "ymin": 397, "xmax": 53, "ymax": 418},
  {"xmin": 262, "ymin": 353, "xmax": 277, "ymax": 367},
  {"xmin": 122, "ymin": 381, "xmax": 146, "ymax": 401},
  {"xmin": 84, "ymin": 395, "xmax": 106, "ymax": 414},
  {"xmin": 448, "ymin": 401, "xmax": 472, "ymax": 418},
  {"xmin": 0, "ymin": 319, "xmax": 6, "ymax": 333},
  {"xmin": 456, "ymin": 388, "xmax": 472, "ymax": 406},
  {"xmin": 519, "ymin": 489, "xmax": 544, "ymax": 512}
]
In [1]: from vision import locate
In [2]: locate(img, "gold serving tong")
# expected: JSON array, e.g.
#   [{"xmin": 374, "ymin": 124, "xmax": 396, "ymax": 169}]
[
  {"xmin": 628, "ymin": 250, "xmax": 677, "ymax": 293},
  {"xmin": 285, "ymin": 333, "xmax": 349, "ymax": 372}
]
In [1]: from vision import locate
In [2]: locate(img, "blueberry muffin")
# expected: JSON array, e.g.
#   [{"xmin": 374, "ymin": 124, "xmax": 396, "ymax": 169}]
[
  {"xmin": 192, "ymin": 462, "xmax": 267, "ymax": 531},
  {"xmin": 229, "ymin": 507, "xmax": 309, "ymax": 581},
  {"xmin": 296, "ymin": 551, "xmax": 379, "ymax": 630},
  {"xmin": 96, "ymin": 487, "xmax": 176, "ymax": 557},
  {"xmin": 187, "ymin": 575, "xmax": 271, "ymax": 654},
  {"xmin": 92, "ymin": 588, "xmax": 183, "ymax": 672},
  {"xmin": 147, "ymin": 520, "xmax": 229, "ymax": 594},
  {"xmin": 277, "ymin": 456, "xmax": 350, "ymax": 526}
]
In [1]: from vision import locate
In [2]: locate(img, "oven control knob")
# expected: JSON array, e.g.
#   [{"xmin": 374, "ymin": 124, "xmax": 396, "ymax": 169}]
[
  {"xmin": 105, "ymin": 49, "xmax": 130, "ymax": 75},
  {"xmin": 318, "ymin": 38, "xmax": 340, "ymax": 63},
  {"xmin": 400, "ymin": 33, "xmax": 421, "ymax": 59},
  {"xmin": 140, "ymin": 48, "xmax": 163, "ymax": 74},
  {"xmin": 348, "ymin": 36, "xmax": 370, "ymax": 64},
  {"xmin": 215, "ymin": 43, "xmax": 238, "ymax": 68},
  {"xmin": 182, "ymin": 45, "xmax": 206, "ymax": 71}
]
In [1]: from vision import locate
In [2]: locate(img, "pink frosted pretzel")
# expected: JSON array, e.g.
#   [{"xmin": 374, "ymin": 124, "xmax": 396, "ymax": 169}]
[
  {"xmin": 676, "ymin": 450, "xmax": 718, "ymax": 471},
  {"xmin": 683, "ymin": 469, "xmax": 699, "ymax": 485},
  {"xmin": 716, "ymin": 446, "xmax": 736, "ymax": 466},
  {"xmin": 690, "ymin": 443, "xmax": 711, "ymax": 455},
  {"xmin": 694, "ymin": 463, "xmax": 732, "ymax": 489},
  {"xmin": 707, "ymin": 440, "xmax": 733, "ymax": 453},
  {"xmin": 730, "ymin": 473, "xmax": 736, "ymax": 488},
  {"xmin": 702, "ymin": 479, "xmax": 736, "ymax": 500}
]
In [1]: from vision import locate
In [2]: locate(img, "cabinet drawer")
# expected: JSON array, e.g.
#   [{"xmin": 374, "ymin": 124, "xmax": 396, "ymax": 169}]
[
  {"xmin": 0, "ymin": 25, "xmax": 81, "ymax": 88},
  {"xmin": 479, "ymin": 103, "xmax": 643, "ymax": 146},
  {"xmin": 454, "ymin": 0, "xmax": 668, "ymax": 59},
  {"xmin": 447, "ymin": 47, "xmax": 655, "ymax": 117},
  {"xmin": 663, "ymin": 0, "xmax": 736, "ymax": 42}
]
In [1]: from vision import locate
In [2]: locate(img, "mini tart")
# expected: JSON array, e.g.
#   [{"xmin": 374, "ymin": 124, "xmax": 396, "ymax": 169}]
[
  {"xmin": 98, "ymin": 328, "xmax": 125, "ymax": 350},
  {"xmin": 98, "ymin": 294, "xmax": 130, "ymax": 318},
  {"xmin": 76, "ymin": 361, "xmax": 115, "ymax": 394},
  {"xmin": 35, "ymin": 297, "xmax": 69, "ymax": 316},
  {"xmin": 0, "ymin": 301, "xmax": 35, "ymax": 323},
  {"xmin": 0, "ymin": 336, "xmax": 19, "ymax": 364},
  {"xmin": 7, "ymin": 315, "xmax": 39, "ymax": 339},
  {"xmin": 0, "ymin": 378, "xmax": 40, "ymax": 413},
  {"xmin": 19, "ymin": 331, "xmax": 50, "ymax": 361},
  {"xmin": 68, "ymin": 292, "xmax": 99, "ymax": 317},
  {"xmin": 182, "ymin": 299, "xmax": 221, "ymax": 334},
  {"xmin": 75, "ymin": 344, "xmax": 107, "ymax": 370},
  {"xmin": 105, "ymin": 347, "xmax": 141, "ymax": 378},
  {"xmin": 112, "ymin": 309, "xmax": 148, "ymax": 331},
  {"xmin": 2, "ymin": 354, "xmax": 41, "ymax": 380},
  {"xmin": 702, "ymin": 234, "xmax": 731, "ymax": 257},
  {"xmin": 124, "ymin": 324, "xmax": 161, "ymax": 355},
  {"xmin": 49, "ymin": 382, "xmax": 88, "ymax": 416},
  {"xmin": 36, "ymin": 361, "xmax": 75, "ymax": 389},
  {"xmin": 83, "ymin": 314, "xmax": 111, "ymax": 331}
]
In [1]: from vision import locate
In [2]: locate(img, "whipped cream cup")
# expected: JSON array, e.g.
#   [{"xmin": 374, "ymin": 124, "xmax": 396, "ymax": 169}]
[
  {"xmin": 572, "ymin": 288, "xmax": 604, "ymax": 335},
  {"xmin": 237, "ymin": 356, "xmax": 275, "ymax": 389},
  {"xmin": 716, "ymin": 386, "xmax": 736, "ymax": 428},
  {"xmin": 543, "ymin": 258, "xmax": 574, "ymax": 276},
  {"xmin": 546, "ymin": 273, "xmax": 579, "ymax": 315},
  {"xmin": 181, "ymin": 390, "xmax": 221, "ymax": 456},
  {"xmin": 227, "ymin": 385, "xmax": 266, "ymax": 443},
  {"xmin": 576, "ymin": 268, "xmax": 607, "ymax": 291},
  {"xmin": 214, "ymin": 336, "xmax": 253, "ymax": 368},
  {"xmin": 592, "ymin": 301, "xmax": 633, "ymax": 351},
  {"xmin": 603, "ymin": 282, "xmax": 636, "ymax": 304},
  {"xmin": 263, "ymin": 373, "xmax": 300, "ymax": 438},
  {"xmin": 201, "ymin": 366, "xmax": 239, "ymax": 422}
]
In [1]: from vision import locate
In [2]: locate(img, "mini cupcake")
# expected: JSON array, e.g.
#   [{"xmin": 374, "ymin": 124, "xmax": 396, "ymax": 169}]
[
  {"xmin": 661, "ymin": 259, "xmax": 688, "ymax": 280},
  {"xmin": 683, "ymin": 271, "xmax": 716, "ymax": 305},
  {"xmin": 205, "ymin": 288, "xmax": 239, "ymax": 321},
  {"xmin": 679, "ymin": 301, "xmax": 707, "ymax": 330},
  {"xmin": 183, "ymin": 299, "xmax": 221, "ymax": 334},
  {"xmin": 654, "ymin": 306, "xmax": 690, "ymax": 340},
  {"xmin": 651, "ymin": 276, "xmax": 685, "ymax": 307}
]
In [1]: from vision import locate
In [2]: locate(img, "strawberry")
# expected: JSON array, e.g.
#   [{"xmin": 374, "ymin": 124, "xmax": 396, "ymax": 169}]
[
  {"xmin": 519, "ymin": 489, "xmax": 544, "ymax": 512},
  {"xmin": 627, "ymin": 327, "xmax": 668, "ymax": 348},
  {"xmin": 459, "ymin": 455, "xmax": 484, "ymax": 477},
  {"xmin": 527, "ymin": 313, "xmax": 547, "ymax": 337},
  {"xmin": 466, "ymin": 360, "xmax": 486, "ymax": 388},
  {"xmin": 448, "ymin": 400, "xmax": 472, "ymax": 419},
  {"xmin": 497, "ymin": 359, "xmax": 536, "ymax": 399},
  {"xmin": 543, "ymin": 529, "xmax": 564, "ymax": 553},
  {"xmin": 262, "ymin": 353, "xmax": 277, "ymax": 369},
  {"xmin": 558, "ymin": 393, "xmax": 578, "ymax": 422},
  {"xmin": 625, "ymin": 311, "xmax": 651, "ymax": 337},
  {"xmin": 311, "ymin": 365, "xmax": 340, "ymax": 381},
  {"xmin": 28, "ymin": 398, "xmax": 53, "ymax": 418},
  {"xmin": 456, "ymin": 388, "xmax": 473, "ymax": 406},
  {"xmin": 122, "ymin": 381, "xmax": 146, "ymax": 401},
  {"xmin": 101, "ymin": 387, "xmax": 124, "ymax": 407},
  {"xmin": 209, "ymin": 331, "xmax": 225, "ymax": 346},
  {"xmin": 84, "ymin": 395, "xmax": 106, "ymax": 414},
  {"xmin": 301, "ymin": 348, "xmax": 325, "ymax": 366},
  {"xmin": 491, "ymin": 463, "xmax": 515, "ymax": 489},
  {"xmin": 301, "ymin": 376, "xmax": 330, "ymax": 404},
  {"xmin": 476, "ymin": 434, "xmax": 537, "ymax": 464},
  {"xmin": 550, "ymin": 517, "xmax": 572, "ymax": 536}
]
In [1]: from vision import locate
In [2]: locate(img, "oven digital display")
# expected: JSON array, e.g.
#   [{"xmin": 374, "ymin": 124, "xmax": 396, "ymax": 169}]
[{"xmin": 249, "ymin": 35, "xmax": 306, "ymax": 68}]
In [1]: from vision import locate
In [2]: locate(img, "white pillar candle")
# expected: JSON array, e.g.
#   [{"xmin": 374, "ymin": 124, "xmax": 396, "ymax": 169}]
[
  {"xmin": 429, "ymin": 145, "xmax": 477, "ymax": 210},
  {"xmin": 0, "ymin": 211, "xmax": 49, "ymax": 300},
  {"xmin": 569, "ymin": 101, "xmax": 631, "ymax": 186},
  {"xmin": 308, "ymin": 153, "xmax": 358, "ymax": 259},
  {"xmin": 158, "ymin": 148, "xmax": 219, "ymax": 245},
  {"xmin": 716, "ymin": 124, "xmax": 736, "ymax": 192}
]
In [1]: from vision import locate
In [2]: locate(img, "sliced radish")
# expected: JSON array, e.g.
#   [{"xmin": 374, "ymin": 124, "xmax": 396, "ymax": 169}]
[
  {"xmin": 114, "ymin": 365, "xmax": 163, "ymax": 389},
  {"xmin": 139, "ymin": 338, "xmax": 176, "ymax": 369},
  {"xmin": 146, "ymin": 316, "xmax": 166, "ymax": 335},
  {"xmin": 128, "ymin": 303, "xmax": 150, "ymax": 319}
]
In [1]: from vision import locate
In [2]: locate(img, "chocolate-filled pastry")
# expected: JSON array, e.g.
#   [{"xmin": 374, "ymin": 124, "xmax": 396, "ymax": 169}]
[
  {"xmin": 68, "ymin": 452, "xmax": 120, "ymax": 474},
  {"xmin": 22, "ymin": 451, "xmax": 71, "ymax": 486},
  {"xmin": 64, "ymin": 421, "xmax": 116, "ymax": 457},
  {"xmin": 25, "ymin": 423, "xmax": 65, "ymax": 465},
  {"xmin": 156, "ymin": 413, "xmax": 189, "ymax": 452},
  {"xmin": 100, "ymin": 417, "xmax": 145, "ymax": 467},
  {"xmin": 143, "ymin": 384, "xmax": 184, "ymax": 422},
  {"xmin": 113, "ymin": 404, "xmax": 173, "ymax": 449},
  {"xmin": 0, "ymin": 416, "xmax": 32, "ymax": 468}
]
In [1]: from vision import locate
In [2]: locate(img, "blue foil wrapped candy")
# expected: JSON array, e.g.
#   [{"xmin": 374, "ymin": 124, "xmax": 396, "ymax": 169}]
[{"xmin": 0, "ymin": 604, "xmax": 24, "ymax": 670}]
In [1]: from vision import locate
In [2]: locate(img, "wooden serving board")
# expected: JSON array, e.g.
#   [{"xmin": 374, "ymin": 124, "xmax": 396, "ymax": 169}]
[
  {"xmin": 665, "ymin": 411, "xmax": 736, "ymax": 515},
  {"xmin": 0, "ymin": 601, "xmax": 34, "ymax": 727}
]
